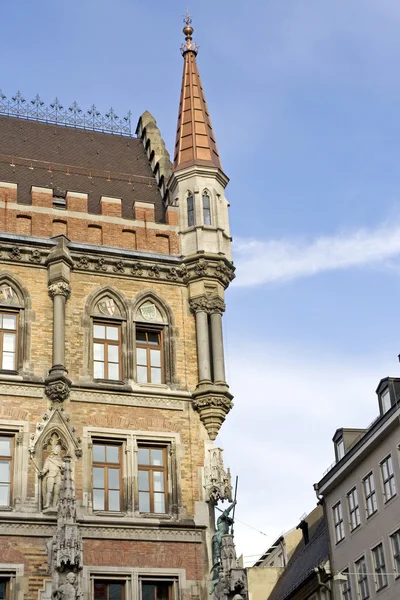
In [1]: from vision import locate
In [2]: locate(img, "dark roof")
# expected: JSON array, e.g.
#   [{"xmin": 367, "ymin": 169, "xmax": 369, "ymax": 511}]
[
  {"xmin": 267, "ymin": 513, "xmax": 329, "ymax": 600},
  {"xmin": 0, "ymin": 115, "xmax": 164, "ymax": 221}
]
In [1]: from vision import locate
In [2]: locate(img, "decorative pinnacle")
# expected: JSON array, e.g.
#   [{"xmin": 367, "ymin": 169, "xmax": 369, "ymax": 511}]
[{"xmin": 181, "ymin": 9, "xmax": 198, "ymax": 55}]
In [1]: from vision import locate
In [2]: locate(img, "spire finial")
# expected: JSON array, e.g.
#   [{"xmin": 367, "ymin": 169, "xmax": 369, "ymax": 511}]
[{"xmin": 181, "ymin": 9, "xmax": 198, "ymax": 55}]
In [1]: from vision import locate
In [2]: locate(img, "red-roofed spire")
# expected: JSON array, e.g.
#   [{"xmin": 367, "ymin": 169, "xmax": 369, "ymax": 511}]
[{"xmin": 174, "ymin": 13, "xmax": 222, "ymax": 172}]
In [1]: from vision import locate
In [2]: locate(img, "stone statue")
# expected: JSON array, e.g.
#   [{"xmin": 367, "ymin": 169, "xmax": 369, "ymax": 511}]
[
  {"xmin": 41, "ymin": 444, "xmax": 64, "ymax": 509},
  {"xmin": 53, "ymin": 573, "xmax": 79, "ymax": 600},
  {"xmin": 210, "ymin": 501, "xmax": 236, "ymax": 594}
]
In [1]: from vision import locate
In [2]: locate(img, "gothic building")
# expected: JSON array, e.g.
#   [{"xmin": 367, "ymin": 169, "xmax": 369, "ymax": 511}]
[{"xmin": 0, "ymin": 18, "xmax": 238, "ymax": 600}]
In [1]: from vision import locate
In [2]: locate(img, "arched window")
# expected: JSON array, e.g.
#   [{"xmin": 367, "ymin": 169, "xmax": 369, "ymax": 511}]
[
  {"xmin": 187, "ymin": 193, "xmax": 195, "ymax": 227},
  {"xmin": 202, "ymin": 191, "xmax": 211, "ymax": 225},
  {"xmin": 0, "ymin": 276, "xmax": 30, "ymax": 373},
  {"xmin": 84, "ymin": 289, "xmax": 128, "ymax": 383},
  {"xmin": 133, "ymin": 294, "xmax": 175, "ymax": 386}
]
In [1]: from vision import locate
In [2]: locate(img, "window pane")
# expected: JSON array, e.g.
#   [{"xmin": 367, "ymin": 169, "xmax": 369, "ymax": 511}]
[
  {"xmin": 108, "ymin": 345, "xmax": 119, "ymax": 363},
  {"xmin": 138, "ymin": 448, "xmax": 150, "ymax": 465},
  {"xmin": 94, "ymin": 361, "xmax": 105, "ymax": 379},
  {"xmin": 3, "ymin": 333, "xmax": 15, "ymax": 352},
  {"xmin": 106, "ymin": 446, "xmax": 119, "ymax": 463},
  {"xmin": 136, "ymin": 330, "xmax": 147, "ymax": 343},
  {"xmin": 106, "ymin": 326, "xmax": 119, "ymax": 341},
  {"xmin": 139, "ymin": 491, "xmax": 150, "ymax": 512},
  {"xmin": 108, "ymin": 363, "xmax": 119, "ymax": 380},
  {"xmin": 153, "ymin": 471, "xmax": 164, "ymax": 492},
  {"xmin": 109, "ymin": 584, "xmax": 124, "ymax": 600},
  {"xmin": 94, "ymin": 324, "xmax": 105, "ymax": 339},
  {"xmin": 93, "ymin": 489, "xmax": 105, "ymax": 510},
  {"xmin": 136, "ymin": 348, "xmax": 147, "ymax": 365},
  {"xmin": 0, "ymin": 438, "xmax": 11, "ymax": 456},
  {"xmin": 108, "ymin": 489, "xmax": 120, "ymax": 511},
  {"xmin": 148, "ymin": 332, "xmax": 159, "ymax": 345},
  {"xmin": 94, "ymin": 343, "xmax": 104, "ymax": 361},
  {"xmin": 138, "ymin": 469, "xmax": 150, "ymax": 491},
  {"xmin": 93, "ymin": 445, "xmax": 105, "ymax": 462},
  {"xmin": 0, "ymin": 484, "xmax": 9, "ymax": 506},
  {"xmin": 94, "ymin": 583, "xmax": 107, "ymax": 600},
  {"xmin": 3, "ymin": 314, "xmax": 16, "ymax": 330},
  {"xmin": 2, "ymin": 352, "xmax": 15, "ymax": 370},
  {"xmin": 142, "ymin": 584, "xmax": 155, "ymax": 600},
  {"xmin": 137, "ymin": 365, "xmax": 148, "ymax": 383},
  {"xmin": 151, "ymin": 368, "xmax": 162, "ymax": 384},
  {"xmin": 151, "ymin": 449, "xmax": 163, "ymax": 466},
  {"xmin": 154, "ymin": 492, "xmax": 165, "ymax": 513},
  {"xmin": 0, "ymin": 460, "xmax": 10, "ymax": 483},
  {"xmin": 0, "ymin": 581, "xmax": 7, "ymax": 600},
  {"xmin": 93, "ymin": 467, "xmax": 104, "ymax": 488},
  {"xmin": 150, "ymin": 349, "xmax": 161, "ymax": 367},
  {"xmin": 108, "ymin": 468, "xmax": 120, "ymax": 489}
]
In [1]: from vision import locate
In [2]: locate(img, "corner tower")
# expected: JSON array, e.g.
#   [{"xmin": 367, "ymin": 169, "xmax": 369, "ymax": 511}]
[{"xmin": 168, "ymin": 15, "xmax": 235, "ymax": 440}]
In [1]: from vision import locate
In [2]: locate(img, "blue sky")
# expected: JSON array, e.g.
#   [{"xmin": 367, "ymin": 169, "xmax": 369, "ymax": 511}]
[{"xmin": 3, "ymin": 0, "xmax": 400, "ymax": 561}]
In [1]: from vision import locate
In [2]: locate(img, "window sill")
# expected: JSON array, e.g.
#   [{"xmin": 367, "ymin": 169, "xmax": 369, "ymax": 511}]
[
  {"xmin": 137, "ymin": 512, "xmax": 171, "ymax": 520},
  {"xmin": 92, "ymin": 510, "xmax": 126, "ymax": 517},
  {"xmin": 366, "ymin": 509, "xmax": 378, "ymax": 522},
  {"xmin": 383, "ymin": 493, "xmax": 397, "ymax": 506},
  {"xmin": 93, "ymin": 378, "xmax": 126, "ymax": 386},
  {"xmin": 0, "ymin": 371, "xmax": 23, "ymax": 381},
  {"xmin": 335, "ymin": 537, "xmax": 345, "ymax": 546},
  {"xmin": 349, "ymin": 524, "xmax": 361, "ymax": 535},
  {"xmin": 134, "ymin": 382, "xmax": 170, "ymax": 391},
  {"xmin": 0, "ymin": 506, "xmax": 13, "ymax": 512}
]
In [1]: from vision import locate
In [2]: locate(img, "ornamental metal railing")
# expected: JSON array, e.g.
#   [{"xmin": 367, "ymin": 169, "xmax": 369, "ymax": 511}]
[{"xmin": 0, "ymin": 90, "xmax": 132, "ymax": 136}]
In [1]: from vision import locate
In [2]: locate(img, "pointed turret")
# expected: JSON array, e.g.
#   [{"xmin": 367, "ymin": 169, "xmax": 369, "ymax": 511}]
[{"xmin": 174, "ymin": 21, "xmax": 222, "ymax": 171}]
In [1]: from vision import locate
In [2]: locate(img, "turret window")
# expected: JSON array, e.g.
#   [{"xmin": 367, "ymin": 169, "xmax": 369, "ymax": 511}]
[
  {"xmin": 187, "ymin": 194, "xmax": 195, "ymax": 227},
  {"xmin": 202, "ymin": 192, "xmax": 211, "ymax": 225}
]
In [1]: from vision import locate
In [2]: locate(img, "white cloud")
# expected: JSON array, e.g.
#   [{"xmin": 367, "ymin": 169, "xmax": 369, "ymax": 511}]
[
  {"xmin": 233, "ymin": 221, "xmax": 400, "ymax": 287},
  {"xmin": 217, "ymin": 342, "xmax": 390, "ymax": 562}
]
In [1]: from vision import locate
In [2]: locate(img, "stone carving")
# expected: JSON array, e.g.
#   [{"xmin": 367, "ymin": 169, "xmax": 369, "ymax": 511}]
[
  {"xmin": 208, "ymin": 297, "xmax": 226, "ymax": 315},
  {"xmin": 40, "ymin": 434, "xmax": 65, "ymax": 509},
  {"xmin": 179, "ymin": 264, "xmax": 190, "ymax": 283},
  {"xmin": 211, "ymin": 502, "xmax": 236, "ymax": 593},
  {"xmin": 96, "ymin": 296, "xmax": 120, "ymax": 317},
  {"xmin": 113, "ymin": 260, "xmax": 125, "ymax": 273},
  {"xmin": 29, "ymin": 408, "xmax": 82, "ymax": 459},
  {"xmin": 45, "ymin": 379, "xmax": 71, "ymax": 403},
  {"xmin": 76, "ymin": 256, "xmax": 89, "ymax": 269},
  {"xmin": 29, "ymin": 249, "xmax": 42, "ymax": 263},
  {"xmin": 94, "ymin": 257, "xmax": 107, "ymax": 272},
  {"xmin": 189, "ymin": 295, "xmax": 226, "ymax": 315},
  {"xmin": 192, "ymin": 394, "xmax": 233, "ymax": 440},
  {"xmin": 215, "ymin": 261, "xmax": 235, "ymax": 285},
  {"xmin": 10, "ymin": 246, "xmax": 22, "ymax": 260},
  {"xmin": 70, "ymin": 390, "xmax": 184, "ymax": 411},
  {"xmin": 166, "ymin": 267, "xmax": 179, "ymax": 281},
  {"xmin": 131, "ymin": 261, "xmax": 143, "ymax": 276},
  {"xmin": 189, "ymin": 296, "xmax": 209, "ymax": 314},
  {"xmin": 48, "ymin": 282, "xmax": 71, "ymax": 299},
  {"xmin": 195, "ymin": 258, "xmax": 209, "ymax": 276},
  {"xmin": 53, "ymin": 573, "xmax": 80, "ymax": 600},
  {"xmin": 205, "ymin": 448, "xmax": 232, "ymax": 503},
  {"xmin": 0, "ymin": 284, "xmax": 18, "ymax": 305},
  {"xmin": 148, "ymin": 265, "xmax": 160, "ymax": 278}
]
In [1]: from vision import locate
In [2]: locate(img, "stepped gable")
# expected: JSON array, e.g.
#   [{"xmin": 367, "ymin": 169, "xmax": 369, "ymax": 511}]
[{"xmin": 0, "ymin": 115, "xmax": 164, "ymax": 222}]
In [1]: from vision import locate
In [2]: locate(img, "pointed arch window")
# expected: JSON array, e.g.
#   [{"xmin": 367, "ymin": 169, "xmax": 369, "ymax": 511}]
[
  {"xmin": 187, "ymin": 193, "xmax": 195, "ymax": 227},
  {"xmin": 202, "ymin": 192, "xmax": 211, "ymax": 225},
  {"xmin": 90, "ymin": 293, "xmax": 126, "ymax": 382},
  {"xmin": 0, "ymin": 282, "xmax": 26, "ymax": 373}
]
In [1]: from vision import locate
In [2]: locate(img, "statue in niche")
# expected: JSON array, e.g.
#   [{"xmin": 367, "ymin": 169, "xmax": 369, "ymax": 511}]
[
  {"xmin": 210, "ymin": 501, "xmax": 236, "ymax": 594},
  {"xmin": 40, "ymin": 434, "xmax": 65, "ymax": 509},
  {"xmin": 53, "ymin": 572, "xmax": 79, "ymax": 600}
]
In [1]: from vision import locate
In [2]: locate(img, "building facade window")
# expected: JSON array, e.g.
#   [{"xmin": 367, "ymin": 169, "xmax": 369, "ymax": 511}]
[
  {"xmin": 187, "ymin": 194, "xmax": 194, "ymax": 227},
  {"xmin": 380, "ymin": 455, "xmax": 396, "ymax": 502},
  {"xmin": 202, "ymin": 192, "xmax": 211, "ymax": 225},
  {"xmin": 0, "ymin": 312, "xmax": 17, "ymax": 371},
  {"xmin": 0, "ymin": 578, "xmax": 9, "ymax": 600},
  {"xmin": 363, "ymin": 472, "xmax": 377, "ymax": 517},
  {"xmin": 355, "ymin": 556, "xmax": 370, "ymax": 600},
  {"xmin": 340, "ymin": 569, "xmax": 352, "ymax": 600},
  {"xmin": 93, "ymin": 580, "xmax": 125, "ymax": 600},
  {"xmin": 0, "ymin": 435, "xmax": 13, "ymax": 506},
  {"xmin": 372, "ymin": 543, "xmax": 388, "ymax": 591},
  {"xmin": 136, "ymin": 329, "xmax": 163, "ymax": 384},
  {"xmin": 138, "ymin": 446, "xmax": 167, "ymax": 514},
  {"xmin": 390, "ymin": 529, "xmax": 400, "ymax": 578},
  {"xmin": 141, "ymin": 580, "xmax": 175, "ymax": 600},
  {"xmin": 333, "ymin": 502, "xmax": 345, "ymax": 543},
  {"xmin": 93, "ymin": 323, "xmax": 121, "ymax": 381},
  {"xmin": 381, "ymin": 388, "xmax": 391, "ymax": 413},
  {"xmin": 336, "ymin": 438, "xmax": 345, "ymax": 461},
  {"xmin": 92, "ymin": 442, "xmax": 122, "ymax": 512},
  {"xmin": 347, "ymin": 487, "xmax": 361, "ymax": 530}
]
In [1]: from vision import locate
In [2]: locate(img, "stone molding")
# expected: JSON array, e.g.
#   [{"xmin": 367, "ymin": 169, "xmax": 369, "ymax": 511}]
[
  {"xmin": 189, "ymin": 295, "xmax": 226, "ymax": 315},
  {"xmin": 0, "ymin": 383, "xmax": 43, "ymax": 398},
  {"xmin": 192, "ymin": 392, "xmax": 233, "ymax": 441},
  {"xmin": 45, "ymin": 378, "xmax": 71, "ymax": 403},
  {"xmin": 48, "ymin": 282, "xmax": 71, "ymax": 299},
  {"xmin": 70, "ymin": 390, "xmax": 185, "ymax": 411}
]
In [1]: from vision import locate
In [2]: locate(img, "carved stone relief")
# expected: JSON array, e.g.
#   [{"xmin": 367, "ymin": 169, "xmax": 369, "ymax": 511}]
[{"xmin": 204, "ymin": 448, "xmax": 232, "ymax": 503}]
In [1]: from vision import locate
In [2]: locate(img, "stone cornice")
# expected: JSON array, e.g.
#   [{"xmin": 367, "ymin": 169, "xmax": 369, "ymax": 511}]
[{"xmin": 70, "ymin": 390, "xmax": 185, "ymax": 411}]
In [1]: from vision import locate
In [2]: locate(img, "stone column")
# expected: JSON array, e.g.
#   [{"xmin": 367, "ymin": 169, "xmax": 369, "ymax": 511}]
[
  {"xmin": 209, "ymin": 298, "xmax": 226, "ymax": 385},
  {"xmin": 190, "ymin": 297, "xmax": 212, "ymax": 384},
  {"xmin": 48, "ymin": 282, "xmax": 71, "ymax": 373}
]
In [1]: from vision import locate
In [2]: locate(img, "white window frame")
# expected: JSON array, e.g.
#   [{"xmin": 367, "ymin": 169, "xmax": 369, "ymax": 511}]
[
  {"xmin": 390, "ymin": 527, "xmax": 400, "ymax": 579},
  {"xmin": 0, "ymin": 564, "xmax": 24, "ymax": 600},
  {"xmin": 347, "ymin": 486, "xmax": 361, "ymax": 531},
  {"xmin": 380, "ymin": 455, "xmax": 396, "ymax": 502},
  {"xmin": 0, "ymin": 422, "xmax": 27, "ymax": 511},
  {"xmin": 340, "ymin": 568, "xmax": 352, "ymax": 600},
  {"xmin": 371, "ymin": 542, "xmax": 388, "ymax": 591},
  {"xmin": 354, "ymin": 555, "xmax": 370, "ymax": 600},
  {"xmin": 380, "ymin": 388, "xmax": 391, "ymax": 413},
  {"xmin": 333, "ymin": 501, "xmax": 345, "ymax": 543},
  {"xmin": 362, "ymin": 471, "xmax": 377, "ymax": 518}
]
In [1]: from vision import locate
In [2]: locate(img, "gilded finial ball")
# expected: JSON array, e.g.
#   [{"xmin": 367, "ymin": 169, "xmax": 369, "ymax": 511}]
[{"xmin": 183, "ymin": 25, "xmax": 194, "ymax": 37}]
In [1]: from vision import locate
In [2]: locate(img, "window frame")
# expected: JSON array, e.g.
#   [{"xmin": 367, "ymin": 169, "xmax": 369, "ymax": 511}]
[
  {"xmin": 187, "ymin": 194, "xmax": 195, "ymax": 228},
  {"xmin": 371, "ymin": 543, "xmax": 388, "ymax": 591},
  {"xmin": 139, "ymin": 577, "xmax": 177, "ymax": 600},
  {"xmin": 135, "ymin": 327, "xmax": 164, "ymax": 385},
  {"xmin": 92, "ymin": 320, "xmax": 122, "ymax": 382},
  {"xmin": 390, "ymin": 528, "xmax": 400, "ymax": 579},
  {"xmin": 380, "ymin": 455, "xmax": 396, "ymax": 503},
  {"xmin": 0, "ymin": 577, "xmax": 9, "ymax": 600},
  {"xmin": 0, "ymin": 434, "xmax": 14, "ymax": 508},
  {"xmin": 92, "ymin": 441, "xmax": 123, "ymax": 513},
  {"xmin": 347, "ymin": 486, "xmax": 361, "ymax": 531},
  {"xmin": 355, "ymin": 556, "xmax": 370, "ymax": 600},
  {"xmin": 0, "ymin": 310, "xmax": 18, "ymax": 373},
  {"xmin": 202, "ymin": 191, "xmax": 211, "ymax": 226},
  {"xmin": 333, "ymin": 501, "xmax": 345, "ymax": 544},
  {"xmin": 380, "ymin": 388, "xmax": 391, "ymax": 413},
  {"xmin": 137, "ymin": 445, "xmax": 168, "ymax": 515},
  {"xmin": 92, "ymin": 578, "xmax": 126, "ymax": 600},
  {"xmin": 340, "ymin": 569, "xmax": 352, "ymax": 600},
  {"xmin": 363, "ymin": 472, "xmax": 377, "ymax": 518}
]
